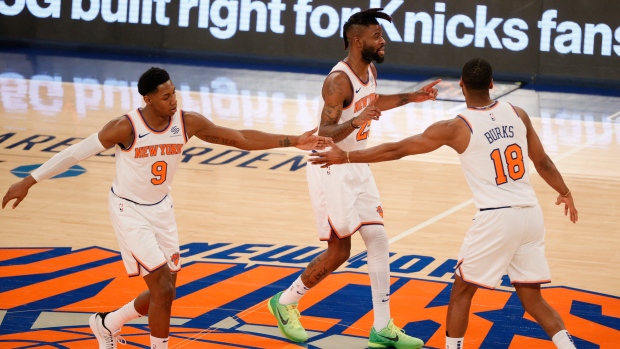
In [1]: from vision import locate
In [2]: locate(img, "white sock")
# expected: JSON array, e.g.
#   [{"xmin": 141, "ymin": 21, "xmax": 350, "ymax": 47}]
[
  {"xmin": 552, "ymin": 330, "xmax": 577, "ymax": 349},
  {"xmin": 150, "ymin": 335, "xmax": 169, "ymax": 349},
  {"xmin": 279, "ymin": 275, "xmax": 310, "ymax": 305},
  {"xmin": 360, "ymin": 225, "xmax": 391, "ymax": 331},
  {"xmin": 446, "ymin": 336, "xmax": 464, "ymax": 349},
  {"xmin": 104, "ymin": 300, "xmax": 142, "ymax": 332}
]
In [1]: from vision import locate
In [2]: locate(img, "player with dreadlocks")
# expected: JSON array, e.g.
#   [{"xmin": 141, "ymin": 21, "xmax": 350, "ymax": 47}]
[{"xmin": 267, "ymin": 8, "xmax": 439, "ymax": 348}]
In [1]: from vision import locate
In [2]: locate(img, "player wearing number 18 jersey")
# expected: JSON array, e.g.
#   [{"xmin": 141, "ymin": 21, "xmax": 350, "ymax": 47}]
[
  {"xmin": 309, "ymin": 58, "xmax": 579, "ymax": 349},
  {"xmin": 2, "ymin": 67, "xmax": 329, "ymax": 349}
]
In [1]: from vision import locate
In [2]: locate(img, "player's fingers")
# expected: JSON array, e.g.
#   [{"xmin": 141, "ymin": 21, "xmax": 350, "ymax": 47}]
[
  {"xmin": 305, "ymin": 126, "xmax": 318, "ymax": 135},
  {"xmin": 423, "ymin": 79, "xmax": 442, "ymax": 90},
  {"xmin": 573, "ymin": 209, "xmax": 579, "ymax": 223},
  {"xmin": 12, "ymin": 197, "xmax": 22, "ymax": 209}
]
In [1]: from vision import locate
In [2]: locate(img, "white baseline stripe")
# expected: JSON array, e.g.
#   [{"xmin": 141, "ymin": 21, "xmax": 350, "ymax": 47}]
[{"xmin": 389, "ymin": 128, "xmax": 615, "ymax": 245}]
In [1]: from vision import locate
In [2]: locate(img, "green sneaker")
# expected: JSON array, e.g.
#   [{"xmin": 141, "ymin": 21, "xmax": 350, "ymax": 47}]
[
  {"xmin": 368, "ymin": 319, "xmax": 424, "ymax": 349},
  {"xmin": 267, "ymin": 291, "xmax": 308, "ymax": 343}
]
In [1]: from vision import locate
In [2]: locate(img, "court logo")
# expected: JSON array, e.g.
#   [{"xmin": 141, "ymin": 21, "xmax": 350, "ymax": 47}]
[{"xmin": 0, "ymin": 244, "xmax": 617, "ymax": 348}]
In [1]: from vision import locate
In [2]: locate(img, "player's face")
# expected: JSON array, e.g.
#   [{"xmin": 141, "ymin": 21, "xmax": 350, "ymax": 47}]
[
  {"xmin": 148, "ymin": 80, "xmax": 178, "ymax": 117},
  {"xmin": 361, "ymin": 24, "xmax": 386, "ymax": 64}
]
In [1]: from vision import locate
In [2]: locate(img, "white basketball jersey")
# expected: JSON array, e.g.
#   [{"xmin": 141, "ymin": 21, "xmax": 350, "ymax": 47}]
[
  {"xmin": 111, "ymin": 108, "xmax": 187, "ymax": 205},
  {"xmin": 317, "ymin": 61, "xmax": 378, "ymax": 151},
  {"xmin": 457, "ymin": 101, "xmax": 538, "ymax": 209}
]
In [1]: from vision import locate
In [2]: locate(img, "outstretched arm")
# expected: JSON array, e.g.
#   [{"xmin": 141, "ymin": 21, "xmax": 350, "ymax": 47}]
[
  {"xmin": 309, "ymin": 117, "xmax": 468, "ymax": 167},
  {"xmin": 2, "ymin": 116, "xmax": 132, "ymax": 209},
  {"xmin": 516, "ymin": 106, "xmax": 577, "ymax": 223},
  {"xmin": 369, "ymin": 65, "xmax": 440, "ymax": 111},
  {"xmin": 184, "ymin": 111, "xmax": 328, "ymax": 151}
]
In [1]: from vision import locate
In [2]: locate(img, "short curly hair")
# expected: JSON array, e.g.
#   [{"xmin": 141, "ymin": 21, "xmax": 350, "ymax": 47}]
[
  {"xmin": 138, "ymin": 67, "xmax": 170, "ymax": 96},
  {"xmin": 461, "ymin": 58, "xmax": 493, "ymax": 91},
  {"xmin": 342, "ymin": 8, "xmax": 392, "ymax": 50}
]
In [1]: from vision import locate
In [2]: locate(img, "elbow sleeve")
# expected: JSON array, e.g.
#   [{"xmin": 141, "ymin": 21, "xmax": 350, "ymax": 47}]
[{"xmin": 31, "ymin": 133, "xmax": 106, "ymax": 182}]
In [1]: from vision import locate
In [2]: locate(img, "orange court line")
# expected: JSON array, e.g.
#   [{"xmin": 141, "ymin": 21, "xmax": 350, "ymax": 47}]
[
  {"xmin": 0, "ymin": 247, "xmax": 117, "ymax": 278},
  {"xmin": 172, "ymin": 265, "xmax": 298, "ymax": 318},
  {"xmin": 59, "ymin": 262, "xmax": 236, "ymax": 312},
  {"xmin": 0, "ymin": 248, "xmax": 51, "ymax": 263}
]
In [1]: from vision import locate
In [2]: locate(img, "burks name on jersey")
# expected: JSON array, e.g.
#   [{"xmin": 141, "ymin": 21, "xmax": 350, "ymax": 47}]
[{"xmin": 484, "ymin": 125, "xmax": 514, "ymax": 144}]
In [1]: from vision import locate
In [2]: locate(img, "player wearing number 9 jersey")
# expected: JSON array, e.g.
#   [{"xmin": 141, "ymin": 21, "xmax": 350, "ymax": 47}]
[
  {"xmin": 2, "ymin": 67, "xmax": 330, "ymax": 349},
  {"xmin": 309, "ymin": 57, "xmax": 579, "ymax": 349}
]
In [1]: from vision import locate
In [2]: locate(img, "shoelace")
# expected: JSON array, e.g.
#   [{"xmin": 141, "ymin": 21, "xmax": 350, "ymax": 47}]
[
  {"xmin": 104, "ymin": 332, "xmax": 126, "ymax": 349},
  {"xmin": 286, "ymin": 304, "xmax": 303, "ymax": 329}
]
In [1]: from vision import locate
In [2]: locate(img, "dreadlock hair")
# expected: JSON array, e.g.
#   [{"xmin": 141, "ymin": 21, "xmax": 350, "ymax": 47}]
[
  {"xmin": 461, "ymin": 58, "xmax": 493, "ymax": 91},
  {"xmin": 138, "ymin": 67, "xmax": 170, "ymax": 96},
  {"xmin": 342, "ymin": 8, "xmax": 392, "ymax": 50}
]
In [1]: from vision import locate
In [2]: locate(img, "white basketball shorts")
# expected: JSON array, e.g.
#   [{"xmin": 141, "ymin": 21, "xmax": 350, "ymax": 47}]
[
  {"xmin": 455, "ymin": 204, "xmax": 551, "ymax": 289},
  {"xmin": 307, "ymin": 162, "xmax": 384, "ymax": 241},
  {"xmin": 108, "ymin": 191, "xmax": 181, "ymax": 277}
]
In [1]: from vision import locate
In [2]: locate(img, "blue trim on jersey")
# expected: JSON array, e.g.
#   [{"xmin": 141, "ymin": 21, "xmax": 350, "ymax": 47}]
[
  {"xmin": 137, "ymin": 108, "xmax": 172, "ymax": 133},
  {"xmin": 479, "ymin": 206, "xmax": 511, "ymax": 211},
  {"xmin": 457, "ymin": 115, "xmax": 473, "ymax": 134},
  {"xmin": 110, "ymin": 187, "xmax": 167, "ymax": 206},
  {"xmin": 119, "ymin": 114, "xmax": 134, "ymax": 150}
]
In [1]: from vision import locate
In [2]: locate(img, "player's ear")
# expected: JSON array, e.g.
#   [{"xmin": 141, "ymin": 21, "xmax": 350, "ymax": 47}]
[
  {"xmin": 143, "ymin": 95, "xmax": 151, "ymax": 105},
  {"xmin": 489, "ymin": 79, "xmax": 494, "ymax": 90}
]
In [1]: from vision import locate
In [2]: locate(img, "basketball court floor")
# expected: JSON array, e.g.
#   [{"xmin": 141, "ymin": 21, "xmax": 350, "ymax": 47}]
[{"xmin": 0, "ymin": 48, "xmax": 619, "ymax": 348}]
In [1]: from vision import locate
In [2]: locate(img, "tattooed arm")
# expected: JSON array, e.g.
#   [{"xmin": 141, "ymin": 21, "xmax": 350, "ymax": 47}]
[
  {"xmin": 184, "ymin": 111, "xmax": 328, "ymax": 151},
  {"xmin": 319, "ymin": 72, "xmax": 381, "ymax": 142}
]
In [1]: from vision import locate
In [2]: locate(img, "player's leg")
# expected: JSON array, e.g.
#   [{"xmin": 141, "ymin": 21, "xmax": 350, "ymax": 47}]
[
  {"xmin": 359, "ymin": 224, "xmax": 390, "ymax": 330},
  {"xmin": 445, "ymin": 274, "xmax": 478, "ymax": 348},
  {"xmin": 268, "ymin": 231, "xmax": 350, "ymax": 342},
  {"xmin": 509, "ymin": 205, "xmax": 576, "ymax": 349},
  {"xmin": 143, "ymin": 264, "xmax": 177, "ymax": 347},
  {"xmin": 445, "ymin": 208, "xmax": 520, "ymax": 348},
  {"xmin": 514, "ymin": 284, "xmax": 577, "ymax": 349},
  {"xmin": 359, "ymin": 225, "xmax": 424, "ymax": 349}
]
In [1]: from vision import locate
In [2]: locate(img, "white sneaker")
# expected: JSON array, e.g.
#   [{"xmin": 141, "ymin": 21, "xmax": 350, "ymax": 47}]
[{"xmin": 89, "ymin": 312, "xmax": 125, "ymax": 348}]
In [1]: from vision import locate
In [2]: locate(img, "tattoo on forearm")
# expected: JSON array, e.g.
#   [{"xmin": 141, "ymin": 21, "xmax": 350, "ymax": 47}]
[
  {"xmin": 204, "ymin": 136, "xmax": 237, "ymax": 146},
  {"xmin": 397, "ymin": 93, "xmax": 410, "ymax": 106},
  {"xmin": 321, "ymin": 104, "xmax": 355, "ymax": 142},
  {"xmin": 279, "ymin": 137, "xmax": 291, "ymax": 147}
]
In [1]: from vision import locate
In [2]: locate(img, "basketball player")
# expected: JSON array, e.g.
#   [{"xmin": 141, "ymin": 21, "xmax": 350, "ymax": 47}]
[
  {"xmin": 309, "ymin": 57, "xmax": 579, "ymax": 349},
  {"xmin": 267, "ymin": 8, "xmax": 438, "ymax": 349},
  {"xmin": 1, "ymin": 67, "xmax": 329, "ymax": 349}
]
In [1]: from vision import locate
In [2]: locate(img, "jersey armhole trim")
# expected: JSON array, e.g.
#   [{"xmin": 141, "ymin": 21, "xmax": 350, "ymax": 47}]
[
  {"xmin": 120, "ymin": 114, "xmax": 136, "ymax": 152},
  {"xmin": 457, "ymin": 114, "xmax": 473, "ymax": 134}
]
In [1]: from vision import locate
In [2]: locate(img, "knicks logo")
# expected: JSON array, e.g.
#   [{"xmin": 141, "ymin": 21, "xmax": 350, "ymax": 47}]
[
  {"xmin": 171, "ymin": 252, "xmax": 180, "ymax": 266},
  {"xmin": 0, "ymin": 245, "xmax": 618, "ymax": 348},
  {"xmin": 376, "ymin": 205, "xmax": 384, "ymax": 218}
]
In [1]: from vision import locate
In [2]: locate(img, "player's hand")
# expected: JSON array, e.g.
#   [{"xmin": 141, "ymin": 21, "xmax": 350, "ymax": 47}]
[
  {"xmin": 308, "ymin": 139, "xmax": 347, "ymax": 168},
  {"xmin": 295, "ymin": 127, "xmax": 331, "ymax": 150},
  {"xmin": 351, "ymin": 100, "xmax": 381, "ymax": 127},
  {"xmin": 555, "ymin": 192, "xmax": 578, "ymax": 223},
  {"xmin": 2, "ymin": 176, "xmax": 36, "ymax": 209},
  {"xmin": 413, "ymin": 79, "xmax": 441, "ymax": 102}
]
